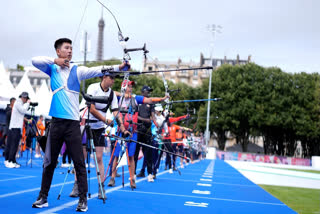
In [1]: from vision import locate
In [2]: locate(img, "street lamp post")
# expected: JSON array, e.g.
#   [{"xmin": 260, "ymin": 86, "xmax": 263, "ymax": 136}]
[
  {"xmin": 205, "ymin": 24, "xmax": 222, "ymax": 147},
  {"xmin": 80, "ymin": 31, "xmax": 91, "ymax": 92}
]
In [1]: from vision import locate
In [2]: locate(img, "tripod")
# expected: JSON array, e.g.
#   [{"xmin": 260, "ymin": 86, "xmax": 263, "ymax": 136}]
[
  {"xmin": 25, "ymin": 106, "xmax": 38, "ymax": 168},
  {"xmin": 83, "ymin": 100, "xmax": 106, "ymax": 203}
]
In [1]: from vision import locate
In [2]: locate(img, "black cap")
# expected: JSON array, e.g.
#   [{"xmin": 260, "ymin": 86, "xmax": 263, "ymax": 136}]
[
  {"xmin": 19, "ymin": 91, "xmax": 30, "ymax": 100},
  {"xmin": 141, "ymin": 85, "xmax": 153, "ymax": 92}
]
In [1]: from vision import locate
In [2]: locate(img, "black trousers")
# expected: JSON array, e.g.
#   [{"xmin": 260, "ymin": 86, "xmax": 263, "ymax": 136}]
[
  {"xmin": 152, "ymin": 140, "xmax": 159, "ymax": 174},
  {"xmin": 39, "ymin": 118, "xmax": 87, "ymax": 198},
  {"xmin": 134, "ymin": 131, "xmax": 153, "ymax": 175},
  {"xmin": 5, "ymin": 128, "xmax": 21, "ymax": 163},
  {"xmin": 156, "ymin": 139, "xmax": 173, "ymax": 170},
  {"xmin": 171, "ymin": 144, "xmax": 177, "ymax": 168}
]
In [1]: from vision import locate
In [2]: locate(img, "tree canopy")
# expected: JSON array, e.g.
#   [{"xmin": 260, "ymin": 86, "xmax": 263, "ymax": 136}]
[{"xmin": 82, "ymin": 59, "xmax": 320, "ymax": 157}]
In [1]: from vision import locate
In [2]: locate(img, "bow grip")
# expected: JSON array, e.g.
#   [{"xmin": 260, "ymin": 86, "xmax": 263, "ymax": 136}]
[{"xmin": 121, "ymin": 60, "xmax": 130, "ymax": 71}]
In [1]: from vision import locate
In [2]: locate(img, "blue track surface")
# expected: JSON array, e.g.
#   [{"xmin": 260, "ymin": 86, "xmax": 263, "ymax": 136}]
[{"xmin": 0, "ymin": 150, "xmax": 297, "ymax": 214}]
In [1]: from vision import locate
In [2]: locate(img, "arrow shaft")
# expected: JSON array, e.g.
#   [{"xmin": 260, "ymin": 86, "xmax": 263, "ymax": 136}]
[
  {"xmin": 169, "ymin": 98, "xmax": 221, "ymax": 104},
  {"xmin": 107, "ymin": 134, "xmax": 189, "ymax": 161}
]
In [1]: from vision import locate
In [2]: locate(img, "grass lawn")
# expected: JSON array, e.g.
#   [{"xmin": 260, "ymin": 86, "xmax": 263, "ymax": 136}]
[{"xmin": 260, "ymin": 185, "xmax": 320, "ymax": 214}]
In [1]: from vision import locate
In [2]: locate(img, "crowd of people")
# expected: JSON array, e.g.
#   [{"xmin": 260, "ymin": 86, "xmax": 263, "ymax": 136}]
[{"xmin": 1, "ymin": 38, "xmax": 207, "ymax": 212}]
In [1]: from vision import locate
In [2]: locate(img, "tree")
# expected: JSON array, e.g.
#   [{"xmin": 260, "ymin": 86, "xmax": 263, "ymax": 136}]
[
  {"xmin": 81, "ymin": 59, "xmax": 320, "ymax": 156},
  {"xmin": 17, "ymin": 64, "xmax": 24, "ymax": 71}
]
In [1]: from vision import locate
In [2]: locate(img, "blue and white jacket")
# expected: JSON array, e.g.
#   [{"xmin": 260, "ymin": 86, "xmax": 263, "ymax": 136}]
[{"xmin": 32, "ymin": 56, "xmax": 120, "ymax": 121}]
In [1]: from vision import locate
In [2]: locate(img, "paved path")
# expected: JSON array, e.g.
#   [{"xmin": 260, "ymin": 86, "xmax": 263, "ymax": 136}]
[{"xmin": 227, "ymin": 160, "xmax": 320, "ymax": 189}]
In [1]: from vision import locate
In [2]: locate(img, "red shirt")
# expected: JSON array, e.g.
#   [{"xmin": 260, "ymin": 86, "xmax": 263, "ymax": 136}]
[{"xmin": 163, "ymin": 115, "xmax": 188, "ymax": 140}]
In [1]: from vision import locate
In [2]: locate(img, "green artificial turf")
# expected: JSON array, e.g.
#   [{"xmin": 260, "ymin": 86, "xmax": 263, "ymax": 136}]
[{"xmin": 260, "ymin": 185, "xmax": 320, "ymax": 214}]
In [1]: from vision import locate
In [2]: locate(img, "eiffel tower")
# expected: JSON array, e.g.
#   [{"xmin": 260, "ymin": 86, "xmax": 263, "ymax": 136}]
[{"xmin": 96, "ymin": 9, "xmax": 105, "ymax": 61}]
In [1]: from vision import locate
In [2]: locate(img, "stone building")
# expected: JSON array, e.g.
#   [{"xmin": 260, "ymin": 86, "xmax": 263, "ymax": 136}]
[
  {"xmin": 143, "ymin": 54, "xmax": 251, "ymax": 87},
  {"xmin": 9, "ymin": 66, "xmax": 50, "ymax": 93}
]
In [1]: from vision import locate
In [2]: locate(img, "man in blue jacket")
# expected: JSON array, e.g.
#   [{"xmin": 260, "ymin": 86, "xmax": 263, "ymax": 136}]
[{"xmin": 31, "ymin": 38, "xmax": 128, "ymax": 212}]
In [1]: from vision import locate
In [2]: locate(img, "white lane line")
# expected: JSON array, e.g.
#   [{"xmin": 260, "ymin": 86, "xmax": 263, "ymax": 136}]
[
  {"xmin": 181, "ymin": 169, "xmax": 211, "ymax": 172},
  {"xmin": 118, "ymin": 190, "xmax": 286, "ymax": 206},
  {"xmin": 0, "ymin": 169, "xmax": 130, "ymax": 199},
  {"xmin": 37, "ymin": 169, "xmax": 171, "ymax": 214},
  {"xmin": 1, "ymin": 187, "xmax": 43, "ymax": 198},
  {"xmin": 209, "ymin": 171, "xmax": 241, "ymax": 175},
  {"xmin": 37, "ymin": 159, "xmax": 204, "ymax": 213},
  {"xmin": 160, "ymin": 178, "xmax": 257, "ymax": 187},
  {"xmin": 182, "ymin": 172, "xmax": 210, "ymax": 176},
  {"xmin": 0, "ymin": 176, "xmax": 36, "ymax": 182},
  {"xmin": 237, "ymin": 168, "xmax": 320, "ymax": 181},
  {"xmin": 200, "ymin": 178, "xmax": 212, "ymax": 182},
  {"xmin": 182, "ymin": 169, "xmax": 210, "ymax": 172},
  {"xmin": 184, "ymin": 201, "xmax": 209, "ymax": 207},
  {"xmin": 197, "ymin": 183, "xmax": 212, "ymax": 187},
  {"xmin": 0, "ymin": 172, "xmax": 32, "ymax": 177},
  {"xmin": 192, "ymin": 190, "xmax": 211, "ymax": 195},
  {"xmin": 212, "ymin": 175, "xmax": 247, "ymax": 179},
  {"xmin": 0, "ymin": 176, "xmax": 97, "ymax": 199}
]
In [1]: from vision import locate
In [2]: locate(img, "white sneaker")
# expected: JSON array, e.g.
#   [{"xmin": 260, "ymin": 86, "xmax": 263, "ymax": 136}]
[
  {"xmin": 85, "ymin": 163, "xmax": 95, "ymax": 168},
  {"xmin": 61, "ymin": 163, "xmax": 70, "ymax": 168},
  {"xmin": 147, "ymin": 174, "xmax": 154, "ymax": 182},
  {"xmin": 13, "ymin": 162, "xmax": 21, "ymax": 168},
  {"xmin": 169, "ymin": 169, "xmax": 173, "ymax": 174},
  {"xmin": 4, "ymin": 160, "xmax": 8, "ymax": 167},
  {"xmin": 5, "ymin": 162, "xmax": 16, "ymax": 168}
]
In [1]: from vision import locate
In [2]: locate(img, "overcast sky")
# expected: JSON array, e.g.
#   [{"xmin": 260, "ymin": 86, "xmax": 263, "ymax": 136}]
[{"xmin": 0, "ymin": 0, "xmax": 319, "ymax": 73}]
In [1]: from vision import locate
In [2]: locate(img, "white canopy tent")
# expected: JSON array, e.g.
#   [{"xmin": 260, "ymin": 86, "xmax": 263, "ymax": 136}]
[
  {"xmin": 34, "ymin": 80, "xmax": 52, "ymax": 117},
  {"xmin": 0, "ymin": 63, "xmax": 52, "ymax": 117},
  {"xmin": 13, "ymin": 69, "xmax": 41, "ymax": 116},
  {"xmin": 14, "ymin": 69, "xmax": 36, "ymax": 100}
]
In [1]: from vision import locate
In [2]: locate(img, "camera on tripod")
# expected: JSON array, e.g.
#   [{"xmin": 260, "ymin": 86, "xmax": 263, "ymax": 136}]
[{"xmin": 30, "ymin": 102, "xmax": 38, "ymax": 107}]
